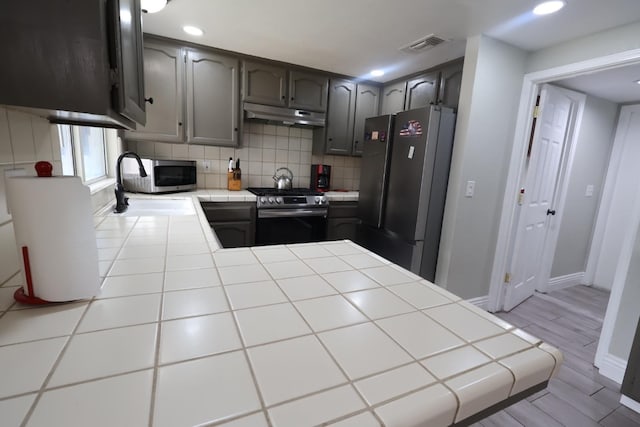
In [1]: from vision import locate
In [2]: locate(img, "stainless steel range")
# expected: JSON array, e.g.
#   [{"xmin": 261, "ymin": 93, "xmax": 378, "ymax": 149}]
[{"xmin": 247, "ymin": 187, "xmax": 329, "ymax": 245}]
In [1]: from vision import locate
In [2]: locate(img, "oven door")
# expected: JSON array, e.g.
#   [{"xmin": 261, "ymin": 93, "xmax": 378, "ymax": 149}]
[{"xmin": 256, "ymin": 209, "xmax": 327, "ymax": 245}]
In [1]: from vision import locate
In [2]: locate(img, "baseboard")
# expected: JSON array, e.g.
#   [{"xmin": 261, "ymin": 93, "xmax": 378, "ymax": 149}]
[
  {"xmin": 466, "ymin": 296, "xmax": 488, "ymax": 310},
  {"xmin": 598, "ymin": 353, "xmax": 627, "ymax": 384},
  {"xmin": 620, "ymin": 395, "xmax": 640, "ymax": 414},
  {"xmin": 547, "ymin": 272, "xmax": 585, "ymax": 291}
]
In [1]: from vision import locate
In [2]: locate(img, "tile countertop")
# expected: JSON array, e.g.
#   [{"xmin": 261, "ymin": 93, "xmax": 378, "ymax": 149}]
[{"xmin": 0, "ymin": 195, "xmax": 562, "ymax": 427}]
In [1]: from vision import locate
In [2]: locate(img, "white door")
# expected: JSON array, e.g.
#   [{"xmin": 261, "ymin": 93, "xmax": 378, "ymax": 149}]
[{"xmin": 503, "ymin": 84, "xmax": 575, "ymax": 311}]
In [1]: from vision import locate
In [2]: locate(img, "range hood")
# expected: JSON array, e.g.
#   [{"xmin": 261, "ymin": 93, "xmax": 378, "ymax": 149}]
[{"xmin": 244, "ymin": 102, "xmax": 325, "ymax": 127}]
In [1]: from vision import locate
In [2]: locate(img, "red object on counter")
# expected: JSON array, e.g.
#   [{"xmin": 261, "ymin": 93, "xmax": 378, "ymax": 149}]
[
  {"xmin": 13, "ymin": 246, "xmax": 53, "ymax": 305},
  {"xmin": 35, "ymin": 161, "xmax": 53, "ymax": 177}
]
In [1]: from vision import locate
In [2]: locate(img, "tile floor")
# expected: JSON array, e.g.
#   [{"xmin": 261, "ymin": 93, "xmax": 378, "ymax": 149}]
[{"xmin": 471, "ymin": 285, "xmax": 640, "ymax": 427}]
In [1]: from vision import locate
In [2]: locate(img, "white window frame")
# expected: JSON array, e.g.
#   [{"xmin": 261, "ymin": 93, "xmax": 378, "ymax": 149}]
[{"xmin": 58, "ymin": 124, "xmax": 108, "ymax": 184}]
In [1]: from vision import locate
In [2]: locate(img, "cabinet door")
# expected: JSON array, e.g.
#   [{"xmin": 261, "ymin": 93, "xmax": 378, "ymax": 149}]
[
  {"xmin": 327, "ymin": 218, "xmax": 360, "ymax": 241},
  {"xmin": 212, "ymin": 221, "xmax": 254, "ymax": 248},
  {"xmin": 622, "ymin": 317, "xmax": 640, "ymax": 401},
  {"xmin": 438, "ymin": 62, "xmax": 463, "ymax": 110},
  {"xmin": 353, "ymin": 84, "xmax": 380, "ymax": 156},
  {"xmin": 288, "ymin": 71, "xmax": 329, "ymax": 112},
  {"xmin": 405, "ymin": 72, "xmax": 440, "ymax": 110},
  {"xmin": 242, "ymin": 61, "xmax": 287, "ymax": 107},
  {"xmin": 380, "ymin": 81, "xmax": 406, "ymax": 115},
  {"xmin": 125, "ymin": 41, "xmax": 184, "ymax": 142},
  {"xmin": 325, "ymin": 79, "xmax": 356, "ymax": 155},
  {"xmin": 113, "ymin": 0, "xmax": 146, "ymax": 126},
  {"xmin": 186, "ymin": 49, "xmax": 239, "ymax": 146}
]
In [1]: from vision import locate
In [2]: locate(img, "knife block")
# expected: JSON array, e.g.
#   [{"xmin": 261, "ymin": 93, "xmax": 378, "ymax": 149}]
[{"xmin": 227, "ymin": 171, "xmax": 241, "ymax": 191}]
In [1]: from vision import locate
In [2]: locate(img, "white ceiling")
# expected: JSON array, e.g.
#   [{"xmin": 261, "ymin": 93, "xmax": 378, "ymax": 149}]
[
  {"xmin": 142, "ymin": 0, "xmax": 640, "ymax": 83},
  {"xmin": 555, "ymin": 64, "xmax": 640, "ymax": 104}
]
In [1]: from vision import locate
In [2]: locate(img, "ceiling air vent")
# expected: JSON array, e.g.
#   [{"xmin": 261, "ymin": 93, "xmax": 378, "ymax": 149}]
[{"xmin": 400, "ymin": 34, "xmax": 447, "ymax": 54}]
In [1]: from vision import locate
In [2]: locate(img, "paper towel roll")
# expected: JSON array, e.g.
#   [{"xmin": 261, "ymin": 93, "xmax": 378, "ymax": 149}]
[{"xmin": 7, "ymin": 176, "xmax": 100, "ymax": 301}]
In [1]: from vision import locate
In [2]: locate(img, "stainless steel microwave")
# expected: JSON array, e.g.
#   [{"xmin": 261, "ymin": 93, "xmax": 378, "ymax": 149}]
[{"xmin": 121, "ymin": 158, "xmax": 197, "ymax": 193}]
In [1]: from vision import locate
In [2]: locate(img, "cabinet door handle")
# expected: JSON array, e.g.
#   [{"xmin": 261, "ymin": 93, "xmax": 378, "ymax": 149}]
[
  {"xmin": 547, "ymin": 209, "xmax": 556, "ymax": 216},
  {"xmin": 178, "ymin": 122, "xmax": 182, "ymax": 126},
  {"xmin": 281, "ymin": 95, "xmax": 286, "ymax": 100},
  {"xmin": 234, "ymin": 127, "xmax": 238, "ymax": 132},
  {"xmin": 145, "ymin": 97, "xmax": 154, "ymax": 104},
  {"xmin": 290, "ymin": 97, "xmax": 295, "ymax": 101}
]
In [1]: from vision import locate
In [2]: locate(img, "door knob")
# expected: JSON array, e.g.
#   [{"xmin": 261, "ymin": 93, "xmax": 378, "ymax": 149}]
[{"xmin": 546, "ymin": 209, "xmax": 556, "ymax": 216}]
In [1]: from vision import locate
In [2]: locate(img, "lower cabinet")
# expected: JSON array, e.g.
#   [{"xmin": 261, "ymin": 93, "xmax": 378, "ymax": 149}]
[
  {"xmin": 200, "ymin": 202, "xmax": 255, "ymax": 248},
  {"xmin": 211, "ymin": 221, "xmax": 254, "ymax": 248},
  {"xmin": 327, "ymin": 201, "xmax": 360, "ymax": 241},
  {"xmin": 622, "ymin": 316, "xmax": 640, "ymax": 402}
]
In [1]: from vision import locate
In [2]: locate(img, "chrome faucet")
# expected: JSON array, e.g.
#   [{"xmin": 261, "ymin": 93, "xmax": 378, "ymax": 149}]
[{"xmin": 114, "ymin": 151, "xmax": 147, "ymax": 213}]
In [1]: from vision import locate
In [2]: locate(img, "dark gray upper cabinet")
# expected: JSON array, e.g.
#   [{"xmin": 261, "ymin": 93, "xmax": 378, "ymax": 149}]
[
  {"xmin": 325, "ymin": 79, "xmax": 356, "ymax": 155},
  {"xmin": 114, "ymin": 0, "xmax": 146, "ymax": 126},
  {"xmin": 353, "ymin": 84, "xmax": 380, "ymax": 156},
  {"xmin": 186, "ymin": 49, "xmax": 239, "ymax": 146},
  {"xmin": 289, "ymin": 71, "xmax": 329, "ymax": 112},
  {"xmin": 125, "ymin": 40, "xmax": 184, "ymax": 142},
  {"xmin": 438, "ymin": 61, "xmax": 464, "ymax": 110},
  {"xmin": 405, "ymin": 71, "xmax": 440, "ymax": 110},
  {"xmin": 0, "ymin": 0, "xmax": 145, "ymax": 129},
  {"xmin": 380, "ymin": 81, "xmax": 407, "ymax": 116},
  {"xmin": 242, "ymin": 61, "xmax": 287, "ymax": 107},
  {"xmin": 314, "ymin": 80, "xmax": 381, "ymax": 156}
]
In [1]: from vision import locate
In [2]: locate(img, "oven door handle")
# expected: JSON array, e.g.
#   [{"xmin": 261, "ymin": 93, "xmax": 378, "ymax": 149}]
[{"xmin": 258, "ymin": 209, "xmax": 328, "ymax": 218}]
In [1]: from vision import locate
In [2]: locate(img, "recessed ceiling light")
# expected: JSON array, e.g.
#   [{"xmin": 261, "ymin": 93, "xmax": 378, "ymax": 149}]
[
  {"xmin": 141, "ymin": 0, "xmax": 167, "ymax": 14},
  {"xmin": 183, "ymin": 26, "xmax": 204, "ymax": 36},
  {"xmin": 533, "ymin": 1, "xmax": 566, "ymax": 15},
  {"xmin": 370, "ymin": 69, "xmax": 385, "ymax": 77},
  {"xmin": 635, "ymin": 79, "xmax": 640, "ymax": 85}
]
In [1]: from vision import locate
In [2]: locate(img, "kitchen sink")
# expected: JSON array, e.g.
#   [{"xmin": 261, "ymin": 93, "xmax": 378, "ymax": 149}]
[{"xmin": 100, "ymin": 198, "xmax": 196, "ymax": 216}]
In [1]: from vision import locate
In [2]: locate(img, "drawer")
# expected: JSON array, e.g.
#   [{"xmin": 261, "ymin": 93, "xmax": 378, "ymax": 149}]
[{"xmin": 328, "ymin": 201, "xmax": 358, "ymax": 218}]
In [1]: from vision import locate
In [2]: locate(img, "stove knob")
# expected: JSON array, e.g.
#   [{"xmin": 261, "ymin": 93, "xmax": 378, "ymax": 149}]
[
  {"xmin": 268, "ymin": 197, "xmax": 275, "ymax": 204},
  {"xmin": 315, "ymin": 197, "xmax": 320, "ymax": 204},
  {"xmin": 320, "ymin": 197, "xmax": 327, "ymax": 204},
  {"xmin": 276, "ymin": 197, "xmax": 283, "ymax": 204},
  {"xmin": 260, "ymin": 197, "xmax": 266, "ymax": 204}
]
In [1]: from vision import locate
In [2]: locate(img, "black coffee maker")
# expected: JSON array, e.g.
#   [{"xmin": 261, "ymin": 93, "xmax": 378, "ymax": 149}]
[{"xmin": 311, "ymin": 164, "xmax": 331, "ymax": 192}]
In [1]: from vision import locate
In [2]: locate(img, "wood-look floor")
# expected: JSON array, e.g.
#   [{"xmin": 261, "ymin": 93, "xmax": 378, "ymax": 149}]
[{"xmin": 471, "ymin": 285, "xmax": 640, "ymax": 427}]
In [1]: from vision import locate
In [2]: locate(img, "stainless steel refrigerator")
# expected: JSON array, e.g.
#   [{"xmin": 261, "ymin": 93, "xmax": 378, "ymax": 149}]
[{"xmin": 356, "ymin": 105, "xmax": 456, "ymax": 282}]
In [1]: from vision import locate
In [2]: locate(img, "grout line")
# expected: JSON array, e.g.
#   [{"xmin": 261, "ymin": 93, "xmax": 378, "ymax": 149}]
[{"xmin": 148, "ymin": 216, "xmax": 171, "ymax": 427}]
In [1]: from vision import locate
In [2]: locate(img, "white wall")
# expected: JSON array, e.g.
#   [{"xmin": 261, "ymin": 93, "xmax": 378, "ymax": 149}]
[
  {"xmin": 526, "ymin": 21, "xmax": 640, "ymax": 73},
  {"xmin": 0, "ymin": 107, "xmax": 63, "ymax": 285},
  {"xmin": 593, "ymin": 106, "xmax": 640, "ymax": 290},
  {"xmin": 550, "ymin": 95, "xmax": 618, "ymax": 280},
  {"xmin": 436, "ymin": 35, "xmax": 527, "ymax": 299},
  {"xmin": 610, "ymin": 226, "xmax": 640, "ymax": 359}
]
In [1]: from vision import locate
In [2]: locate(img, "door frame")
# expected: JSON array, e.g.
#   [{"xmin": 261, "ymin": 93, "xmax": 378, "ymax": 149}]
[{"xmin": 487, "ymin": 48, "xmax": 640, "ymax": 313}]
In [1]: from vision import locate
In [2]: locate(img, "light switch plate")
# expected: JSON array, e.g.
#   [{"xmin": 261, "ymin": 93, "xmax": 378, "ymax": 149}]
[
  {"xmin": 465, "ymin": 180, "xmax": 475, "ymax": 198},
  {"xmin": 585, "ymin": 184, "xmax": 594, "ymax": 197}
]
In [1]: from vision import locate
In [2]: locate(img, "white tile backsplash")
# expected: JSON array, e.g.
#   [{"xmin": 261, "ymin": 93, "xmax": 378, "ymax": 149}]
[{"xmin": 125, "ymin": 122, "xmax": 360, "ymax": 190}]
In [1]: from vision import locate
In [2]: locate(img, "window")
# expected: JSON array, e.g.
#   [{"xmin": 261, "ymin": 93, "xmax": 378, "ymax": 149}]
[{"xmin": 58, "ymin": 125, "xmax": 108, "ymax": 184}]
